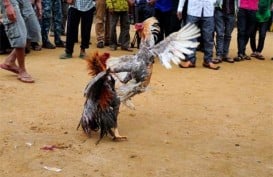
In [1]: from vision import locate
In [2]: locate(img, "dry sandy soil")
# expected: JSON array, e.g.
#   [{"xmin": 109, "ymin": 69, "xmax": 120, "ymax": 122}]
[{"xmin": 0, "ymin": 28, "xmax": 273, "ymax": 177}]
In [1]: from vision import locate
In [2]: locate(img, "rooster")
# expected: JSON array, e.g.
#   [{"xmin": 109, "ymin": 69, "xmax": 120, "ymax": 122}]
[{"xmin": 78, "ymin": 17, "xmax": 200, "ymax": 143}]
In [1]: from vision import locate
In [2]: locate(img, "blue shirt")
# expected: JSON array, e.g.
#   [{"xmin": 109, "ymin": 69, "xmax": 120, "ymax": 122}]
[{"xmin": 155, "ymin": 0, "xmax": 172, "ymax": 12}]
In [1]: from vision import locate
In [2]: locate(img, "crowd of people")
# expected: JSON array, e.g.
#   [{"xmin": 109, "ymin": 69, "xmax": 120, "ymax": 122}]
[{"xmin": 0, "ymin": 0, "xmax": 273, "ymax": 83}]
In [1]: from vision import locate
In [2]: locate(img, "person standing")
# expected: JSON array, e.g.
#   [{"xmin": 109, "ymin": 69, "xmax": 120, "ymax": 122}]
[
  {"xmin": 250, "ymin": 0, "xmax": 273, "ymax": 60},
  {"xmin": 234, "ymin": 0, "xmax": 259, "ymax": 61},
  {"xmin": 60, "ymin": 0, "xmax": 96, "ymax": 59},
  {"xmin": 0, "ymin": 12, "xmax": 12, "ymax": 54},
  {"xmin": 154, "ymin": 0, "xmax": 172, "ymax": 42},
  {"xmin": 177, "ymin": 0, "xmax": 220, "ymax": 70},
  {"xmin": 0, "ymin": 0, "xmax": 41, "ymax": 83},
  {"xmin": 95, "ymin": 0, "xmax": 110, "ymax": 48},
  {"xmin": 212, "ymin": 0, "xmax": 236, "ymax": 64},
  {"xmin": 106, "ymin": 0, "xmax": 133, "ymax": 51},
  {"xmin": 41, "ymin": 0, "xmax": 65, "ymax": 49}
]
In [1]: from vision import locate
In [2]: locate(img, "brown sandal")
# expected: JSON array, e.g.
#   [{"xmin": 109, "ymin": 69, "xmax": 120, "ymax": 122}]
[{"xmin": 178, "ymin": 61, "xmax": 195, "ymax": 68}]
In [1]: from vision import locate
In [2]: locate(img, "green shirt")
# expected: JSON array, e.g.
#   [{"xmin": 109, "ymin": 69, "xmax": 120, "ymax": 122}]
[
  {"xmin": 256, "ymin": 0, "xmax": 273, "ymax": 22},
  {"xmin": 106, "ymin": 0, "xmax": 128, "ymax": 12}
]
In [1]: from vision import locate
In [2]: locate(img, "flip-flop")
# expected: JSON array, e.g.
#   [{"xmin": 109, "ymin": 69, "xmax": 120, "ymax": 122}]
[
  {"xmin": 17, "ymin": 74, "xmax": 35, "ymax": 83},
  {"xmin": 178, "ymin": 61, "xmax": 195, "ymax": 68},
  {"xmin": 0, "ymin": 63, "xmax": 20, "ymax": 74}
]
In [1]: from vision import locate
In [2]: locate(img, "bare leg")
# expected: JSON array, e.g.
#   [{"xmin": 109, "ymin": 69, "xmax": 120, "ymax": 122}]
[
  {"xmin": 15, "ymin": 48, "xmax": 34, "ymax": 83},
  {"xmin": 0, "ymin": 49, "xmax": 20, "ymax": 74}
]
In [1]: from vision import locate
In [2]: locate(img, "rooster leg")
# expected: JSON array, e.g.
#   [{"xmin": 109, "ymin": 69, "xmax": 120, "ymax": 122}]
[{"xmin": 112, "ymin": 128, "xmax": 127, "ymax": 141}]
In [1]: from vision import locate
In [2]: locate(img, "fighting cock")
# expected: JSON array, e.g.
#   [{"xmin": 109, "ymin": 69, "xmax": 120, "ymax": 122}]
[{"xmin": 78, "ymin": 17, "xmax": 200, "ymax": 143}]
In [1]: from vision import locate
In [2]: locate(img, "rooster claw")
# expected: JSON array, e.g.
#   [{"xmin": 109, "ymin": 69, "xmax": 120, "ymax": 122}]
[{"xmin": 113, "ymin": 136, "xmax": 128, "ymax": 141}]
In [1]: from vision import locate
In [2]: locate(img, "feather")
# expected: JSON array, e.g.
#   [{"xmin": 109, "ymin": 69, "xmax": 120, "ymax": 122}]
[
  {"xmin": 78, "ymin": 18, "xmax": 201, "ymax": 143},
  {"xmin": 79, "ymin": 53, "xmax": 120, "ymax": 142},
  {"xmin": 151, "ymin": 23, "xmax": 200, "ymax": 69},
  {"xmin": 86, "ymin": 52, "xmax": 110, "ymax": 76}
]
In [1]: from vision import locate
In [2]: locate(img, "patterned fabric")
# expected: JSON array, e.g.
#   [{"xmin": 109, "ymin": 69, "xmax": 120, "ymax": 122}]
[
  {"xmin": 70, "ymin": 0, "xmax": 95, "ymax": 12},
  {"xmin": 41, "ymin": 0, "xmax": 63, "ymax": 43},
  {"xmin": 106, "ymin": 0, "xmax": 128, "ymax": 11}
]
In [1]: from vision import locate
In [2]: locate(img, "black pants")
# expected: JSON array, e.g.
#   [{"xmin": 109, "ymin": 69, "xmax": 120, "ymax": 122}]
[
  {"xmin": 65, "ymin": 7, "xmax": 95, "ymax": 54},
  {"xmin": 236, "ymin": 8, "xmax": 257, "ymax": 56},
  {"xmin": 154, "ymin": 9, "xmax": 172, "ymax": 42},
  {"xmin": 0, "ymin": 23, "xmax": 12, "ymax": 54}
]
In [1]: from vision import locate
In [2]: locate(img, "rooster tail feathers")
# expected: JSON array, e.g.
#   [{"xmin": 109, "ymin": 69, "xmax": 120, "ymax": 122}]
[{"xmin": 86, "ymin": 52, "xmax": 110, "ymax": 76}]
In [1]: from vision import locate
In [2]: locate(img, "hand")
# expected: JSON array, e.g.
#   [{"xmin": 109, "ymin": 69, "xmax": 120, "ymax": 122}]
[
  {"xmin": 35, "ymin": 0, "xmax": 42, "ymax": 19},
  {"xmin": 66, "ymin": 0, "xmax": 75, "ymax": 5},
  {"xmin": 177, "ymin": 12, "xmax": 182, "ymax": 20},
  {"xmin": 5, "ymin": 4, "xmax": 16, "ymax": 22}
]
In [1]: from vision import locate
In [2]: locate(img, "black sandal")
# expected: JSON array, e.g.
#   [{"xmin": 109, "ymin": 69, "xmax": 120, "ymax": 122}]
[
  {"xmin": 234, "ymin": 55, "xmax": 244, "ymax": 62},
  {"xmin": 212, "ymin": 58, "xmax": 222, "ymax": 64},
  {"xmin": 242, "ymin": 55, "xmax": 251, "ymax": 60}
]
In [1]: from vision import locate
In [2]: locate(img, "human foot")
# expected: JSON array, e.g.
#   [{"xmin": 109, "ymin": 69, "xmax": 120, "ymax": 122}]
[
  {"xmin": 0, "ymin": 63, "xmax": 20, "ymax": 74},
  {"xmin": 17, "ymin": 72, "xmax": 35, "ymax": 83}
]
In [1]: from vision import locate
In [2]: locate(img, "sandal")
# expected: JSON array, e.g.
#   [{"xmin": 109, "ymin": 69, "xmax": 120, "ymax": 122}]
[
  {"xmin": 251, "ymin": 52, "xmax": 257, "ymax": 57},
  {"xmin": 242, "ymin": 54, "xmax": 251, "ymax": 60},
  {"xmin": 222, "ymin": 57, "xmax": 234, "ymax": 63},
  {"xmin": 178, "ymin": 61, "xmax": 195, "ymax": 68},
  {"xmin": 17, "ymin": 73, "xmax": 35, "ymax": 83},
  {"xmin": 234, "ymin": 55, "xmax": 244, "ymax": 62},
  {"xmin": 203, "ymin": 62, "xmax": 220, "ymax": 70},
  {"xmin": 255, "ymin": 53, "xmax": 265, "ymax": 60},
  {"xmin": 212, "ymin": 56, "xmax": 222, "ymax": 64},
  {"xmin": 0, "ymin": 63, "xmax": 19, "ymax": 74}
]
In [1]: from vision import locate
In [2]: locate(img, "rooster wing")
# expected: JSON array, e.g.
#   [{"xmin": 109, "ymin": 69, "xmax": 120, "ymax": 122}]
[{"xmin": 151, "ymin": 23, "xmax": 201, "ymax": 69}]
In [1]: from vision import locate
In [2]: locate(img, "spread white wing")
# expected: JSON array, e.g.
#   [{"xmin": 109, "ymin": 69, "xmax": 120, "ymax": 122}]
[{"xmin": 151, "ymin": 23, "xmax": 201, "ymax": 69}]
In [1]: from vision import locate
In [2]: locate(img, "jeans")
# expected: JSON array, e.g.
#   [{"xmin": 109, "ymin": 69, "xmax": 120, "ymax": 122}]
[
  {"xmin": 214, "ymin": 9, "xmax": 235, "ymax": 57},
  {"xmin": 186, "ymin": 15, "xmax": 214, "ymax": 64},
  {"xmin": 250, "ymin": 21, "xmax": 269, "ymax": 53},
  {"xmin": 236, "ymin": 8, "xmax": 257, "ymax": 56}
]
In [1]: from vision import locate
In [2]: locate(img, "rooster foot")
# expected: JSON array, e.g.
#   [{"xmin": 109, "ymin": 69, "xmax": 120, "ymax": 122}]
[
  {"xmin": 112, "ymin": 128, "xmax": 127, "ymax": 141},
  {"xmin": 113, "ymin": 136, "xmax": 127, "ymax": 141}
]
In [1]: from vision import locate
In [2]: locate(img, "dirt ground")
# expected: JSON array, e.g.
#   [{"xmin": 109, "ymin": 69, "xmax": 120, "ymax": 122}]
[{"xmin": 0, "ymin": 28, "xmax": 273, "ymax": 177}]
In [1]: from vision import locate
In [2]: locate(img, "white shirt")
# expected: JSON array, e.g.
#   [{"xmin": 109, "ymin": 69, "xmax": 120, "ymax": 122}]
[{"xmin": 177, "ymin": 0, "xmax": 217, "ymax": 17}]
